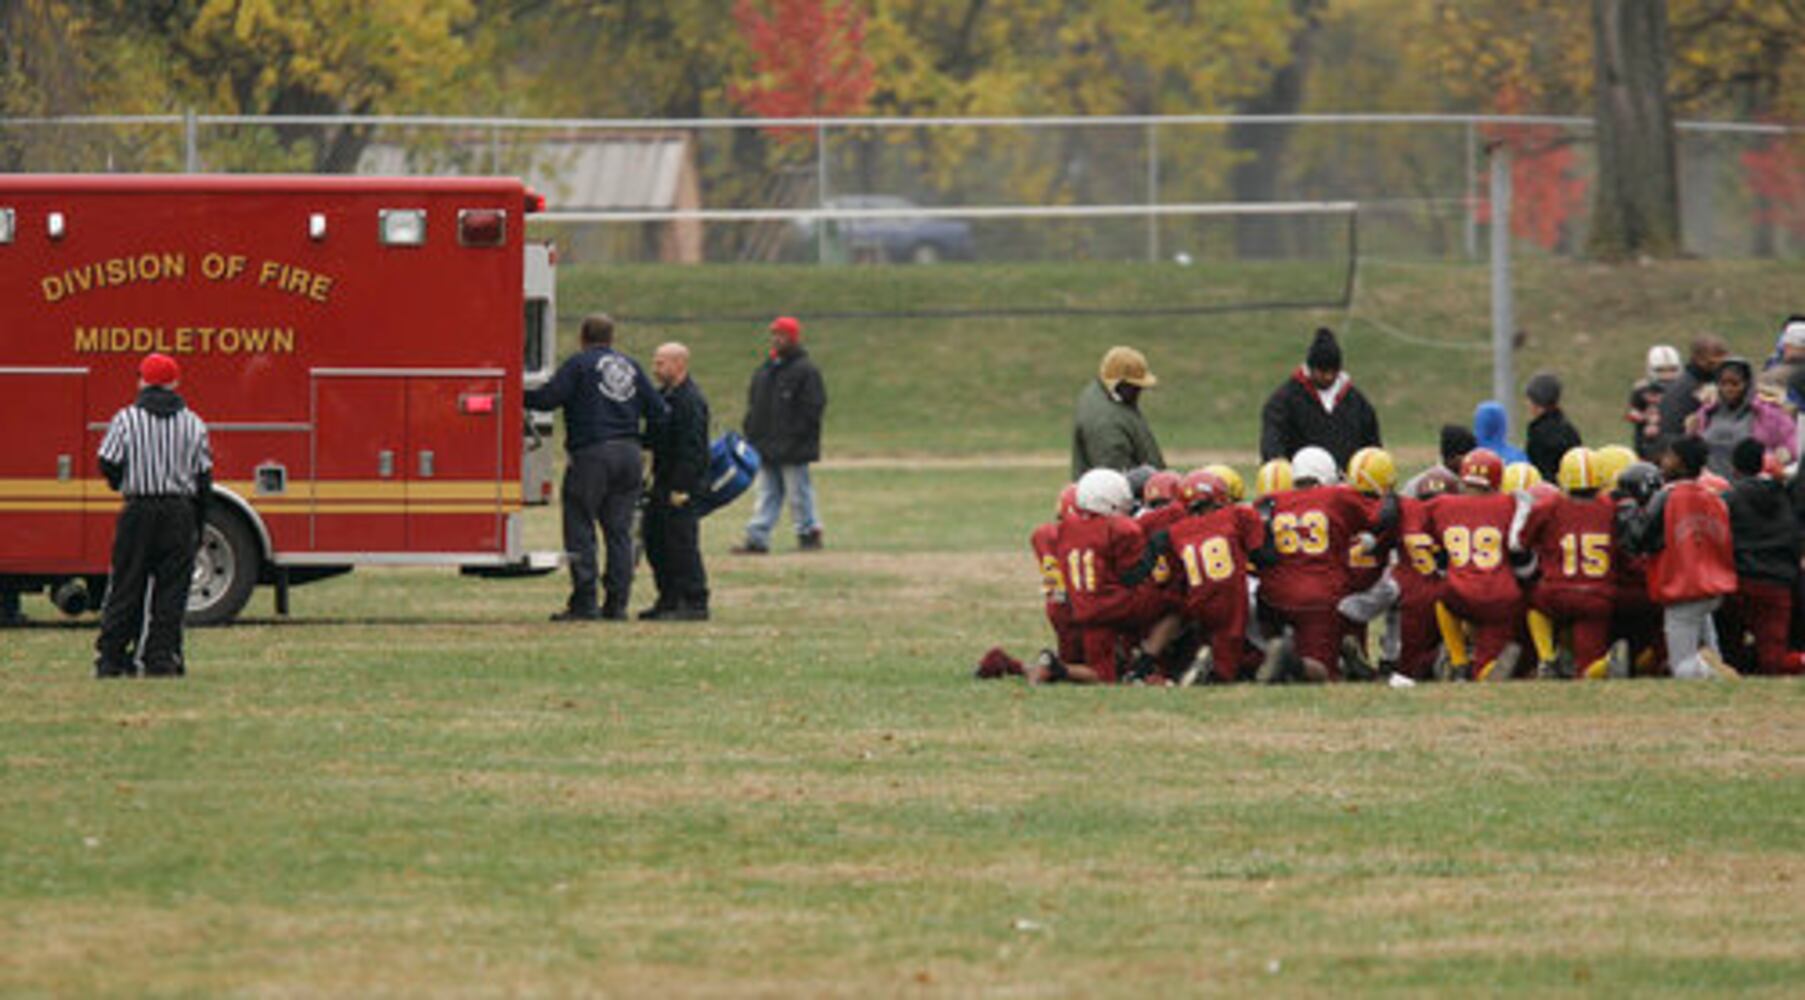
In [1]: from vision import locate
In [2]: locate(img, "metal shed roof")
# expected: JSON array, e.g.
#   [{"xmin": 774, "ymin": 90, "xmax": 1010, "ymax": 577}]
[{"xmin": 357, "ymin": 135, "xmax": 689, "ymax": 210}]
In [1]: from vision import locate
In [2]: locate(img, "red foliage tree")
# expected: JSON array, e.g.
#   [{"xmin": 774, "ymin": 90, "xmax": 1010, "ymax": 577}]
[
  {"xmin": 1473, "ymin": 87, "xmax": 1590, "ymax": 251},
  {"xmin": 1742, "ymin": 136, "xmax": 1805, "ymax": 239},
  {"xmin": 729, "ymin": 0, "xmax": 876, "ymax": 144}
]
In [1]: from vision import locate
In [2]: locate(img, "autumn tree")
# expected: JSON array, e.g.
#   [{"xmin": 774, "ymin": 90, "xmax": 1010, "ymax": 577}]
[
  {"xmin": 728, "ymin": 0, "xmax": 876, "ymax": 138},
  {"xmin": 1587, "ymin": 0, "xmax": 1681, "ymax": 259}
]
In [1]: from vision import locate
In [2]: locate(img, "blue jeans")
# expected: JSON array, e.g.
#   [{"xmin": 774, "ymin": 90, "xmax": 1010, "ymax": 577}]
[{"xmin": 744, "ymin": 464, "xmax": 820, "ymax": 547}]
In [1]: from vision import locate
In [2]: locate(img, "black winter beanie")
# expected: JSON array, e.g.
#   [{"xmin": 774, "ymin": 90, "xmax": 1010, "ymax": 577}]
[{"xmin": 1305, "ymin": 327, "xmax": 1342, "ymax": 370}]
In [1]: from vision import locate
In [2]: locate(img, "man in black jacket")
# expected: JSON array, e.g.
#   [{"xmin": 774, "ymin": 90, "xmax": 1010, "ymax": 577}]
[
  {"xmin": 1523, "ymin": 372, "xmax": 1583, "ymax": 482},
  {"xmin": 1258, "ymin": 327, "xmax": 1382, "ymax": 467},
  {"xmin": 641, "ymin": 343, "xmax": 711, "ymax": 620},
  {"xmin": 735, "ymin": 316, "xmax": 828, "ymax": 554}
]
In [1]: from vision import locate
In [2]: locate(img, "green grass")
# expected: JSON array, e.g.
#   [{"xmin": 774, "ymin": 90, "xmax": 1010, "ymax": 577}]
[
  {"xmin": 558, "ymin": 257, "xmax": 1800, "ymax": 458},
  {"xmin": 3, "ymin": 467, "xmax": 1802, "ymax": 994}
]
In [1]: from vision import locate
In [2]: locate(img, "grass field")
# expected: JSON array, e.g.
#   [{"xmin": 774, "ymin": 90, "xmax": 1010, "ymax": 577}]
[
  {"xmin": 4, "ymin": 465, "xmax": 1803, "ymax": 995},
  {"xmin": 559, "ymin": 257, "xmax": 1801, "ymax": 458},
  {"xmin": 4, "ymin": 259, "xmax": 1802, "ymax": 993}
]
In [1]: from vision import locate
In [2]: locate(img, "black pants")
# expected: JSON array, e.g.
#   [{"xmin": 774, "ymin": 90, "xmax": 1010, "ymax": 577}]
[
  {"xmin": 561, "ymin": 439, "xmax": 643, "ymax": 614},
  {"xmin": 643, "ymin": 491, "xmax": 708, "ymax": 609},
  {"xmin": 96, "ymin": 497, "xmax": 197, "ymax": 675}
]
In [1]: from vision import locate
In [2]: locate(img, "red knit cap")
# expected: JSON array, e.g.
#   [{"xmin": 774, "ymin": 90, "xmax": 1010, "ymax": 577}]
[
  {"xmin": 769, "ymin": 316, "xmax": 801, "ymax": 343},
  {"xmin": 139, "ymin": 353, "xmax": 180, "ymax": 387}
]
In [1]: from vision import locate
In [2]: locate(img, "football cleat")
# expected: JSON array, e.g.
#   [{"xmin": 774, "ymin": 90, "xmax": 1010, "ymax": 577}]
[
  {"xmin": 1557, "ymin": 447, "xmax": 1603, "ymax": 494},
  {"xmin": 1255, "ymin": 458, "xmax": 1294, "ymax": 498},
  {"xmin": 1340, "ymin": 633, "xmax": 1378, "ymax": 682},
  {"xmin": 1346, "ymin": 447, "xmax": 1397, "ymax": 496},
  {"xmin": 1479, "ymin": 642, "xmax": 1522, "ymax": 682},
  {"xmin": 1460, "ymin": 448, "xmax": 1504, "ymax": 492},
  {"xmin": 1203, "ymin": 463, "xmax": 1246, "ymax": 503}
]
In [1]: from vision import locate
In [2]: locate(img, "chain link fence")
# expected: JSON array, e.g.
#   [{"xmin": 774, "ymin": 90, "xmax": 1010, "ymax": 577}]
[{"xmin": 3, "ymin": 112, "xmax": 1799, "ymax": 266}]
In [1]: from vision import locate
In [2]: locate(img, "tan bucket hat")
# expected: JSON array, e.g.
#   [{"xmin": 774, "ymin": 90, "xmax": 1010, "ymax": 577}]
[{"xmin": 1098, "ymin": 346, "xmax": 1157, "ymax": 390}]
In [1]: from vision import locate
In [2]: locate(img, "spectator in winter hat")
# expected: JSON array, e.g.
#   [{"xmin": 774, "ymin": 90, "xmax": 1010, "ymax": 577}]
[
  {"xmin": 1522, "ymin": 372, "xmax": 1582, "ymax": 482},
  {"xmin": 1258, "ymin": 326, "xmax": 1381, "ymax": 468}
]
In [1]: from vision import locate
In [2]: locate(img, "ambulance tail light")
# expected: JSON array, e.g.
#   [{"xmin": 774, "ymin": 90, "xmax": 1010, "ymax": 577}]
[
  {"xmin": 458, "ymin": 392, "xmax": 496, "ymax": 415},
  {"xmin": 524, "ymin": 189, "xmax": 546, "ymax": 214},
  {"xmin": 379, "ymin": 208, "xmax": 427, "ymax": 246},
  {"xmin": 457, "ymin": 208, "xmax": 507, "ymax": 248}
]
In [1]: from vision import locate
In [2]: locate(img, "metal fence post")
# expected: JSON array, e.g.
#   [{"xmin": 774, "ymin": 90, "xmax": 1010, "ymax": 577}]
[
  {"xmin": 816, "ymin": 121, "xmax": 829, "ymax": 265},
  {"xmin": 1464, "ymin": 120, "xmax": 1477, "ymax": 259},
  {"xmin": 1489, "ymin": 144, "xmax": 1515, "ymax": 430},
  {"xmin": 1146, "ymin": 121, "xmax": 1159, "ymax": 263},
  {"xmin": 184, "ymin": 108, "xmax": 198, "ymax": 173}
]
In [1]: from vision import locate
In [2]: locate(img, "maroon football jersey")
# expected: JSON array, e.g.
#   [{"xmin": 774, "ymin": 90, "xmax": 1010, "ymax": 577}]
[
  {"xmin": 1425, "ymin": 492, "xmax": 1521, "ymax": 606},
  {"xmin": 1393, "ymin": 496, "xmax": 1443, "ymax": 604},
  {"xmin": 1054, "ymin": 512, "xmax": 1148, "ymax": 624},
  {"xmin": 1257, "ymin": 485, "xmax": 1371, "ymax": 610},
  {"xmin": 1519, "ymin": 493, "xmax": 1618, "ymax": 598},
  {"xmin": 1345, "ymin": 492, "xmax": 1393, "ymax": 593},
  {"xmin": 1166, "ymin": 504, "xmax": 1263, "ymax": 616}
]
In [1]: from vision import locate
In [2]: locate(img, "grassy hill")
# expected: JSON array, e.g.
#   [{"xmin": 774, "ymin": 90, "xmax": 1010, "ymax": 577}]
[{"xmin": 556, "ymin": 257, "xmax": 1798, "ymax": 460}]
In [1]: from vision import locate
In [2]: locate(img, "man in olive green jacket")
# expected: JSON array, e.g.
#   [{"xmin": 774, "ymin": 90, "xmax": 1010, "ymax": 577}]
[{"xmin": 1072, "ymin": 346, "xmax": 1165, "ymax": 479}]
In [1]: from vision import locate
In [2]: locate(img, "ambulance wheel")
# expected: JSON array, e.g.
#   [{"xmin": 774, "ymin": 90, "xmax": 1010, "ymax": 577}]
[{"xmin": 188, "ymin": 509, "xmax": 260, "ymax": 626}]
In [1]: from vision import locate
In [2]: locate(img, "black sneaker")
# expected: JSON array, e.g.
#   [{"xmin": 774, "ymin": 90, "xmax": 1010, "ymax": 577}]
[
  {"xmin": 94, "ymin": 658, "xmax": 135, "ymax": 679},
  {"xmin": 1340, "ymin": 634, "xmax": 1378, "ymax": 682},
  {"xmin": 798, "ymin": 529, "xmax": 824, "ymax": 551},
  {"xmin": 550, "ymin": 607, "xmax": 601, "ymax": 622},
  {"xmin": 730, "ymin": 541, "xmax": 769, "ymax": 555},
  {"xmin": 662, "ymin": 604, "xmax": 709, "ymax": 621},
  {"xmin": 638, "ymin": 602, "xmax": 674, "ymax": 621}
]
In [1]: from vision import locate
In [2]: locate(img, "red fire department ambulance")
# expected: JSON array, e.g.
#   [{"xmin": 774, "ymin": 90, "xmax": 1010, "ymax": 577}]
[{"xmin": 0, "ymin": 174, "xmax": 560, "ymax": 624}]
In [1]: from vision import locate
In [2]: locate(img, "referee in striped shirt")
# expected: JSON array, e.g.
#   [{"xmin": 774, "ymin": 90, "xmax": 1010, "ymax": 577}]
[{"xmin": 94, "ymin": 353, "xmax": 213, "ymax": 678}]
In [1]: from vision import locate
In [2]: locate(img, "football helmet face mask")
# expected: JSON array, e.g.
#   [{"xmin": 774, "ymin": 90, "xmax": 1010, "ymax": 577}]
[
  {"xmin": 1180, "ymin": 470, "xmax": 1228, "ymax": 510},
  {"xmin": 1255, "ymin": 459, "xmax": 1294, "ymax": 497},
  {"xmin": 1291, "ymin": 446, "xmax": 1339, "ymax": 487},
  {"xmin": 1142, "ymin": 470, "xmax": 1182, "ymax": 508},
  {"xmin": 1075, "ymin": 468, "xmax": 1135, "ymax": 517},
  {"xmin": 1615, "ymin": 462, "xmax": 1663, "ymax": 505},
  {"xmin": 1460, "ymin": 448, "xmax": 1505, "ymax": 492},
  {"xmin": 1056, "ymin": 484, "xmax": 1081, "ymax": 520},
  {"xmin": 1557, "ymin": 447, "xmax": 1603, "ymax": 494},
  {"xmin": 1346, "ymin": 447, "xmax": 1397, "ymax": 496},
  {"xmin": 1203, "ymin": 463, "xmax": 1245, "ymax": 503},
  {"xmin": 1501, "ymin": 462, "xmax": 1543, "ymax": 493}
]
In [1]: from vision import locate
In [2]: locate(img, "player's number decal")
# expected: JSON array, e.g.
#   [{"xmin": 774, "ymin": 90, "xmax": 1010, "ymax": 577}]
[
  {"xmin": 1179, "ymin": 537, "xmax": 1236, "ymax": 585},
  {"xmin": 1442, "ymin": 525, "xmax": 1503, "ymax": 570},
  {"xmin": 1403, "ymin": 532, "xmax": 1438, "ymax": 575},
  {"xmin": 1039, "ymin": 554, "xmax": 1067, "ymax": 598},
  {"xmin": 1065, "ymin": 548, "xmax": 1099, "ymax": 593},
  {"xmin": 1558, "ymin": 532, "xmax": 1612, "ymax": 578},
  {"xmin": 1271, "ymin": 510, "xmax": 1330, "ymax": 556}
]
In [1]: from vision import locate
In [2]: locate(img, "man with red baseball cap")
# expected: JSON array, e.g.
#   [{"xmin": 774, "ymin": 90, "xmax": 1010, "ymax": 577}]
[
  {"xmin": 734, "ymin": 315, "xmax": 828, "ymax": 553},
  {"xmin": 93, "ymin": 353, "xmax": 213, "ymax": 677}
]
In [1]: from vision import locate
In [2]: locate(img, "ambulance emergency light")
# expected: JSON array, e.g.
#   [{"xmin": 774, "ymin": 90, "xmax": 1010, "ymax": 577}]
[
  {"xmin": 0, "ymin": 208, "xmax": 13, "ymax": 244},
  {"xmin": 378, "ymin": 208, "xmax": 426, "ymax": 246}
]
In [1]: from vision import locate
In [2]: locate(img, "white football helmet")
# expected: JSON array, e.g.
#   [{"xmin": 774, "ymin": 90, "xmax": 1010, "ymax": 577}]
[
  {"xmin": 1291, "ymin": 446, "xmax": 1339, "ymax": 486},
  {"xmin": 1075, "ymin": 468, "xmax": 1134, "ymax": 516},
  {"xmin": 1645, "ymin": 344, "xmax": 1681, "ymax": 381}
]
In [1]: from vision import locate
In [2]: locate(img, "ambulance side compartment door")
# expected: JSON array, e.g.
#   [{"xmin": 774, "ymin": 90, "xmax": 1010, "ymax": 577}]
[{"xmin": 0, "ymin": 369, "xmax": 87, "ymax": 566}]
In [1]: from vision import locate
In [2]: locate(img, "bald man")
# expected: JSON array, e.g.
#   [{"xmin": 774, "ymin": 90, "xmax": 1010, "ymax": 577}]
[{"xmin": 641, "ymin": 343, "xmax": 712, "ymax": 620}]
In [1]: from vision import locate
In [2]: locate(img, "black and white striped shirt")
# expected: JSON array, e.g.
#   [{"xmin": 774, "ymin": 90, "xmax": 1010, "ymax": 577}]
[{"xmin": 98, "ymin": 391, "xmax": 212, "ymax": 497}]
